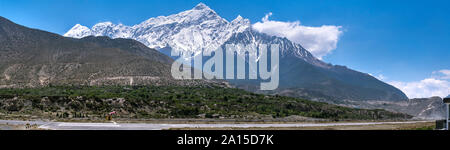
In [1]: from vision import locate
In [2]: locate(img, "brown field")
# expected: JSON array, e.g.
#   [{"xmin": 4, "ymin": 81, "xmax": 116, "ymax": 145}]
[{"xmin": 169, "ymin": 121, "xmax": 435, "ymax": 130}]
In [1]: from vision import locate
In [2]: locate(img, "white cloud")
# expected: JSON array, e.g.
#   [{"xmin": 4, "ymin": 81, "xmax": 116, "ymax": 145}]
[
  {"xmin": 387, "ymin": 70, "xmax": 450, "ymax": 99},
  {"xmin": 252, "ymin": 12, "xmax": 343, "ymax": 59},
  {"xmin": 437, "ymin": 69, "xmax": 450, "ymax": 79}
]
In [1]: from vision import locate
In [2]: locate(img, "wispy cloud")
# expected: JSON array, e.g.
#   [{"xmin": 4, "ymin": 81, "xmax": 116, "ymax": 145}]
[
  {"xmin": 434, "ymin": 69, "xmax": 450, "ymax": 79},
  {"xmin": 385, "ymin": 69, "xmax": 450, "ymax": 98},
  {"xmin": 252, "ymin": 12, "xmax": 343, "ymax": 59}
]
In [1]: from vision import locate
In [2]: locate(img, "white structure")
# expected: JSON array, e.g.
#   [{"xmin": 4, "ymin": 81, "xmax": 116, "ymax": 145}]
[{"xmin": 444, "ymin": 98, "xmax": 450, "ymax": 130}]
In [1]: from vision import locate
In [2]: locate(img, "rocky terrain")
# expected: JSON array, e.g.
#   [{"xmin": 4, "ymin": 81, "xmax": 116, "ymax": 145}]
[{"xmin": 332, "ymin": 97, "xmax": 447, "ymax": 119}]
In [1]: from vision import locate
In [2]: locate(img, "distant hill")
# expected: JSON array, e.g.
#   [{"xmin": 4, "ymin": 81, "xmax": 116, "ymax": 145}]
[
  {"xmin": 336, "ymin": 96, "xmax": 447, "ymax": 119},
  {"xmin": 0, "ymin": 16, "xmax": 216, "ymax": 88}
]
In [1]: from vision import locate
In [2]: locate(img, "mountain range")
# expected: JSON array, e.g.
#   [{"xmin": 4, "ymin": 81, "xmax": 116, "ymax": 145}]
[
  {"xmin": 0, "ymin": 16, "xmax": 217, "ymax": 88},
  {"xmin": 64, "ymin": 3, "xmax": 408, "ymax": 101}
]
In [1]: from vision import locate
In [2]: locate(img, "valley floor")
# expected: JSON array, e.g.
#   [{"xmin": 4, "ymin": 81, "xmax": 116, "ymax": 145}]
[{"xmin": 0, "ymin": 119, "xmax": 434, "ymax": 130}]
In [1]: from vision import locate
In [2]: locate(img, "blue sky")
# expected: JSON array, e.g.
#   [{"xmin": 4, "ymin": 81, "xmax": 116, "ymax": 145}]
[{"xmin": 1, "ymin": 0, "xmax": 449, "ymax": 98}]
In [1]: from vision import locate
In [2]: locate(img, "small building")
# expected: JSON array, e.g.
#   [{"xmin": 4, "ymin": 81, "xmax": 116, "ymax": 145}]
[{"xmin": 444, "ymin": 98, "xmax": 450, "ymax": 130}]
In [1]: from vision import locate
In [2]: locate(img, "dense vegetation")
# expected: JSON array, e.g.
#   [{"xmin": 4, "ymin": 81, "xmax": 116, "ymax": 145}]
[{"xmin": 0, "ymin": 86, "xmax": 411, "ymax": 121}]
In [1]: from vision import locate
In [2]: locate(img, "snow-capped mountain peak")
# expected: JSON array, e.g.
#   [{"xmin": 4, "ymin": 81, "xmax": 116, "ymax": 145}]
[
  {"xmin": 233, "ymin": 15, "xmax": 244, "ymax": 21},
  {"xmin": 64, "ymin": 3, "xmax": 251, "ymax": 54},
  {"xmin": 231, "ymin": 15, "xmax": 250, "ymax": 26},
  {"xmin": 91, "ymin": 22, "xmax": 113, "ymax": 30},
  {"xmin": 193, "ymin": 2, "xmax": 211, "ymax": 11},
  {"xmin": 64, "ymin": 24, "xmax": 92, "ymax": 38},
  {"xmin": 63, "ymin": 3, "xmax": 321, "ymax": 66},
  {"xmin": 135, "ymin": 3, "xmax": 223, "ymax": 28}
]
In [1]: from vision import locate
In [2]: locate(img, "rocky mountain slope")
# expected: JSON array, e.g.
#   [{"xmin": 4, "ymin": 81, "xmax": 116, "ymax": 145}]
[
  {"xmin": 339, "ymin": 97, "xmax": 447, "ymax": 119},
  {"xmin": 225, "ymin": 29, "xmax": 407, "ymax": 101},
  {"xmin": 0, "ymin": 16, "xmax": 215, "ymax": 88}
]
